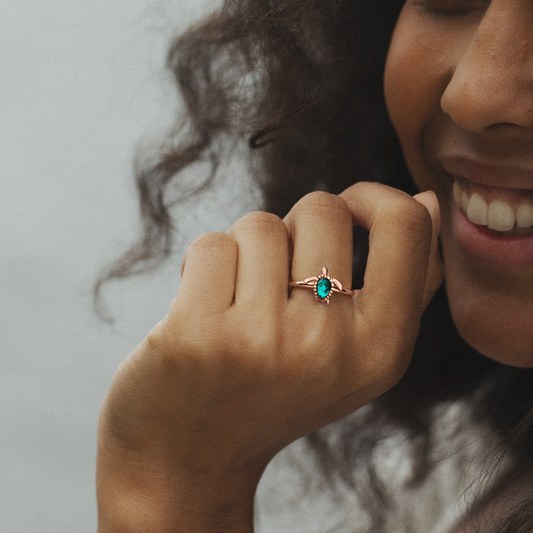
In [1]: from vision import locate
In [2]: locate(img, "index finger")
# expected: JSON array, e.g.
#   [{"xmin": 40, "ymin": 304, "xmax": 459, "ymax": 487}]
[{"xmin": 340, "ymin": 182, "xmax": 433, "ymax": 347}]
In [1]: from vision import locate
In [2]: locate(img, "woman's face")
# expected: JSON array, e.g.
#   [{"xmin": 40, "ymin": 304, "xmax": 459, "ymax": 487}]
[{"xmin": 385, "ymin": 0, "xmax": 533, "ymax": 367}]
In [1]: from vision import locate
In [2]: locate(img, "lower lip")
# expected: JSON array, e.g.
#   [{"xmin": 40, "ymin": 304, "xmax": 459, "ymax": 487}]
[{"xmin": 454, "ymin": 206, "xmax": 533, "ymax": 269}]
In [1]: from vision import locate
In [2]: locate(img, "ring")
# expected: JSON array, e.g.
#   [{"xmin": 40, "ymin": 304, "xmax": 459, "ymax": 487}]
[{"xmin": 289, "ymin": 267, "xmax": 355, "ymax": 305}]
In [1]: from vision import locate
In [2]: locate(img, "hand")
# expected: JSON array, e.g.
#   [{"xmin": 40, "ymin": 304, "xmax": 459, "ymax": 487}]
[{"xmin": 96, "ymin": 182, "xmax": 443, "ymax": 532}]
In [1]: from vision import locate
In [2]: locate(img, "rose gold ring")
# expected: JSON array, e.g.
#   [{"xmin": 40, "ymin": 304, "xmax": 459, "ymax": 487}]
[{"xmin": 289, "ymin": 267, "xmax": 355, "ymax": 305}]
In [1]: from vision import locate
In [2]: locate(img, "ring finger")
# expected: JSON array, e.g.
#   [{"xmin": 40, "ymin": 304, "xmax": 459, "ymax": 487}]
[{"xmin": 284, "ymin": 191, "xmax": 354, "ymax": 307}]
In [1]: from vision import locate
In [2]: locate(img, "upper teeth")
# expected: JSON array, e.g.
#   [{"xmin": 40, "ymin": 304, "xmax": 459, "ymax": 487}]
[{"xmin": 453, "ymin": 181, "xmax": 533, "ymax": 231}]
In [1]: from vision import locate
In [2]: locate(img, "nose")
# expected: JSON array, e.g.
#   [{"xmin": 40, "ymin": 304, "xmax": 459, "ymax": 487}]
[{"xmin": 441, "ymin": 0, "xmax": 533, "ymax": 132}]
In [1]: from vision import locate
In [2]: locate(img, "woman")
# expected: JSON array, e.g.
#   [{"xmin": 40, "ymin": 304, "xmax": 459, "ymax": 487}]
[{"xmin": 96, "ymin": 1, "xmax": 533, "ymax": 531}]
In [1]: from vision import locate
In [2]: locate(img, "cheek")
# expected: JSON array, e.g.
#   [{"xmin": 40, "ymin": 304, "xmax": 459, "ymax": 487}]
[
  {"xmin": 384, "ymin": 38, "xmax": 421, "ymax": 141},
  {"xmin": 385, "ymin": 7, "xmax": 533, "ymax": 367},
  {"xmin": 384, "ymin": 13, "xmax": 453, "ymax": 192},
  {"xmin": 385, "ymin": 57, "xmax": 431, "ymax": 191}
]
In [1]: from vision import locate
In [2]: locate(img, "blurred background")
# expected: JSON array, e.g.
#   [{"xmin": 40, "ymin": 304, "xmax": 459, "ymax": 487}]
[{"xmin": 0, "ymin": 0, "xmax": 262, "ymax": 530}]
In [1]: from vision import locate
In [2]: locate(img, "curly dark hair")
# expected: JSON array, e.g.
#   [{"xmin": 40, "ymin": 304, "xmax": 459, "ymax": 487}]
[{"xmin": 99, "ymin": 0, "xmax": 533, "ymax": 531}]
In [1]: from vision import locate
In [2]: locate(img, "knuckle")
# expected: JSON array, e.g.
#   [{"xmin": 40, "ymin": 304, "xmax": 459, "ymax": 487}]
[
  {"xmin": 378, "ymin": 197, "xmax": 432, "ymax": 246},
  {"xmin": 232, "ymin": 312, "xmax": 279, "ymax": 356},
  {"xmin": 182, "ymin": 232, "xmax": 236, "ymax": 274},
  {"xmin": 295, "ymin": 191, "xmax": 352, "ymax": 225},
  {"xmin": 388, "ymin": 196, "xmax": 431, "ymax": 233},
  {"xmin": 158, "ymin": 309, "xmax": 230, "ymax": 360},
  {"xmin": 145, "ymin": 320, "xmax": 167, "ymax": 354},
  {"xmin": 189, "ymin": 231, "xmax": 235, "ymax": 251},
  {"xmin": 230, "ymin": 211, "xmax": 287, "ymax": 239}
]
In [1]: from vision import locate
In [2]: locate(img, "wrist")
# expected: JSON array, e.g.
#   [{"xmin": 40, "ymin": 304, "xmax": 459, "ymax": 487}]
[{"xmin": 96, "ymin": 434, "xmax": 260, "ymax": 533}]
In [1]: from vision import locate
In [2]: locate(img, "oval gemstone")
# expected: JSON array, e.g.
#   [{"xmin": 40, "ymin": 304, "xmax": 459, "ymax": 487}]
[{"xmin": 317, "ymin": 278, "xmax": 332, "ymax": 299}]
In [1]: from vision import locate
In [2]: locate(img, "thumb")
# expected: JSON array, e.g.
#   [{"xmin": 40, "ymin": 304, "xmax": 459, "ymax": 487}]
[{"xmin": 413, "ymin": 190, "xmax": 444, "ymax": 310}]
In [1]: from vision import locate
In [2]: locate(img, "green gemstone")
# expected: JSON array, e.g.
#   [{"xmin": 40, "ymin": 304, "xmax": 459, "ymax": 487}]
[{"xmin": 317, "ymin": 278, "xmax": 332, "ymax": 299}]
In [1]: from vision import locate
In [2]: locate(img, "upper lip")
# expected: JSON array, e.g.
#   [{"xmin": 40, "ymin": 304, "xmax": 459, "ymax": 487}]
[{"xmin": 441, "ymin": 155, "xmax": 533, "ymax": 191}]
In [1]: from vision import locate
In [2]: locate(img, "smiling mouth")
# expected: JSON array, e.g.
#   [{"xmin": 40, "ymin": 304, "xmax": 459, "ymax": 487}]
[{"xmin": 453, "ymin": 177, "xmax": 533, "ymax": 235}]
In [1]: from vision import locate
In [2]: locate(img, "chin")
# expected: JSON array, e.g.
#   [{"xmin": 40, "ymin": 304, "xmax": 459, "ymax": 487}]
[{"xmin": 446, "ymin": 280, "xmax": 533, "ymax": 369}]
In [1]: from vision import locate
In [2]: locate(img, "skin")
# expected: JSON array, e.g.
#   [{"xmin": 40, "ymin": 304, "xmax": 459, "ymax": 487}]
[
  {"xmin": 97, "ymin": 0, "xmax": 533, "ymax": 530},
  {"xmin": 97, "ymin": 185, "xmax": 442, "ymax": 532},
  {"xmin": 385, "ymin": 0, "xmax": 533, "ymax": 367}
]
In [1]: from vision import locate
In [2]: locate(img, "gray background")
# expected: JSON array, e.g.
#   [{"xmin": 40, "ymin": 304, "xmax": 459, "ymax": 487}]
[
  {"xmin": 0, "ymin": 4, "xmax": 440, "ymax": 532},
  {"xmin": 0, "ymin": 0, "xmax": 259, "ymax": 530}
]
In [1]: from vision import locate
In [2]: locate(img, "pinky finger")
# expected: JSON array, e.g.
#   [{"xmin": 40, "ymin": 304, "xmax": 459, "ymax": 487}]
[{"xmin": 178, "ymin": 232, "xmax": 237, "ymax": 313}]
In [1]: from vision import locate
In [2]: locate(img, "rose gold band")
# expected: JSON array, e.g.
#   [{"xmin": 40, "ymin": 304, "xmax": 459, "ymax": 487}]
[{"xmin": 289, "ymin": 267, "xmax": 355, "ymax": 305}]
